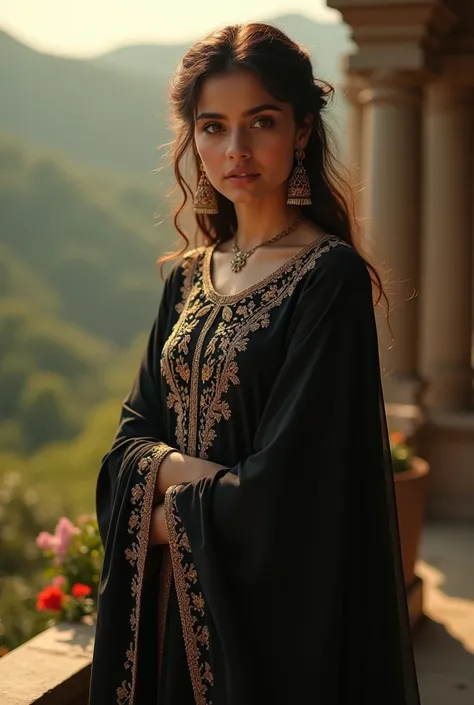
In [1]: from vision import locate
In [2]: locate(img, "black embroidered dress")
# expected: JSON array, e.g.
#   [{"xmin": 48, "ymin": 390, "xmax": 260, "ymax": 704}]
[{"xmin": 90, "ymin": 236, "xmax": 421, "ymax": 705}]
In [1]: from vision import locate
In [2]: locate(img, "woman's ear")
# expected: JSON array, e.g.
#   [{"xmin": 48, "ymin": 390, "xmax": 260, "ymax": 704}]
[{"xmin": 294, "ymin": 115, "xmax": 313, "ymax": 151}]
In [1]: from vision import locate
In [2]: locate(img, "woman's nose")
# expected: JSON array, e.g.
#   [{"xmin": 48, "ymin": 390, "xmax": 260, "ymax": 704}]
[{"xmin": 226, "ymin": 129, "xmax": 251, "ymax": 161}]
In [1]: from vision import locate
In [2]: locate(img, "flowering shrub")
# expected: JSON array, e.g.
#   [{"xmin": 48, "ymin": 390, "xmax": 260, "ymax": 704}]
[
  {"xmin": 35, "ymin": 515, "xmax": 103, "ymax": 623},
  {"xmin": 390, "ymin": 431, "xmax": 414, "ymax": 474}
]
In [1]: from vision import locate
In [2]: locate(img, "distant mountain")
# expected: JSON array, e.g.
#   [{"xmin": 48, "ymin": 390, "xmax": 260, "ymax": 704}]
[
  {"xmin": 92, "ymin": 41, "xmax": 190, "ymax": 79},
  {"xmin": 94, "ymin": 14, "xmax": 352, "ymax": 87},
  {"xmin": 0, "ymin": 30, "xmax": 171, "ymax": 178},
  {"xmin": 0, "ymin": 14, "xmax": 351, "ymax": 178}
]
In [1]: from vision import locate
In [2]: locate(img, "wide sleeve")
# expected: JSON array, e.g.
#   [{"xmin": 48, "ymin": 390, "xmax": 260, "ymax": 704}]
[
  {"xmin": 164, "ymin": 246, "xmax": 420, "ymax": 705},
  {"xmin": 90, "ymin": 264, "xmax": 180, "ymax": 705}
]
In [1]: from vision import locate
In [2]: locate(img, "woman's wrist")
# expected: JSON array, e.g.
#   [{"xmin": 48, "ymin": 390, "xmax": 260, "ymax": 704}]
[
  {"xmin": 154, "ymin": 449, "xmax": 183, "ymax": 500},
  {"xmin": 149, "ymin": 503, "xmax": 169, "ymax": 545},
  {"xmin": 154, "ymin": 451, "xmax": 227, "ymax": 499}
]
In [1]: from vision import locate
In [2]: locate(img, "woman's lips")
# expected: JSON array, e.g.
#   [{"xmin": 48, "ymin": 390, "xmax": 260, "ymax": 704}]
[{"xmin": 225, "ymin": 174, "xmax": 260, "ymax": 185}]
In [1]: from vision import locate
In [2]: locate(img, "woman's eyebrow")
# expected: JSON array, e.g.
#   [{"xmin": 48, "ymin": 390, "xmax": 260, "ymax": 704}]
[{"xmin": 196, "ymin": 103, "xmax": 283, "ymax": 121}]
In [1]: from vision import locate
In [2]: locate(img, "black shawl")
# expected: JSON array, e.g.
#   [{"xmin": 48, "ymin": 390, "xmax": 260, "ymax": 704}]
[{"xmin": 90, "ymin": 237, "xmax": 421, "ymax": 705}]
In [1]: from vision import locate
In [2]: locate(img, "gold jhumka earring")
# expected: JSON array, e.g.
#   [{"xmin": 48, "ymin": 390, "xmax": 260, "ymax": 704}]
[
  {"xmin": 287, "ymin": 149, "xmax": 312, "ymax": 206},
  {"xmin": 193, "ymin": 165, "xmax": 219, "ymax": 214}
]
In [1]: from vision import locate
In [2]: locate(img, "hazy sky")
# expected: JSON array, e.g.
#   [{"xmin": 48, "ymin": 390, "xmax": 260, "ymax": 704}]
[{"xmin": 0, "ymin": 0, "xmax": 338, "ymax": 57}]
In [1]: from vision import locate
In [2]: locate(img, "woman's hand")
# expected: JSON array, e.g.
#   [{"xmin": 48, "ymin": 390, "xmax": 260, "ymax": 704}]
[
  {"xmin": 150, "ymin": 455, "xmax": 227, "ymax": 545},
  {"xmin": 149, "ymin": 503, "xmax": 168, "ymax": 545},
  {"xmin": 151, "ymin": 454, "xmax": 226, "ymax": 545},
  {"xmin": 155, "ymin": 451, "xmax": 225, "ymax": 499}
]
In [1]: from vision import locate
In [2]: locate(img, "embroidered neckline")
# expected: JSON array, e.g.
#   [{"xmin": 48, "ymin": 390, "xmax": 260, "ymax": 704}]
[{"xmin": 203, "ymin": 235, "xmax": 329, "ymax": 305}]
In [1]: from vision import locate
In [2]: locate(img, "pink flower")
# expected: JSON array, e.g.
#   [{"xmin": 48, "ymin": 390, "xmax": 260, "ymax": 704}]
[
  {"xmin": 55, "ymin": 517, "xmax": 79, "ymax": 559},
  {"xmin": 52, "ymin": 575, "xmax": 66, "ymax": 589},
  {"xmin": 36, "ymin": 531, "xmax": 59, "ymax": 552},
  {"xmin": 36, "ymin": 517, "xmax": 79, "ymax": 564}
]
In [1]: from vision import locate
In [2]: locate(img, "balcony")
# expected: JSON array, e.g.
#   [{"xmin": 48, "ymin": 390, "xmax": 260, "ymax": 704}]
[{"xmin": 1, "ymin": 523, "xmax": 473, "ymax": 705}]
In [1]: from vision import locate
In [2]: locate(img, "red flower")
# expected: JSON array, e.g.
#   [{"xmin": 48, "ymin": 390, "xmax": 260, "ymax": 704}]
[
  {"xmin": 71, "ymin": 583, "xmax": 92, "ymax": 598},
  {"xmin": 36, "ymin": 586, "xmax": 65, "ymax": 612}
]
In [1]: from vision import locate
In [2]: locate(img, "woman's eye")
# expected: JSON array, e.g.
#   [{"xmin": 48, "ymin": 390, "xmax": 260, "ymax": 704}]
[
  {"xmin": 252, "ymin": 116, "xmax": 275, "ymax": 129},
  {"xmin": 203, "ymin": 123, "xmax": 224, "ymax": 134}
]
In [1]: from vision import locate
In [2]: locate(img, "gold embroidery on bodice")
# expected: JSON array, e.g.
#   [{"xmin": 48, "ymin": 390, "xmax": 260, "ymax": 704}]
[{"xmin": 161, "ymin": 236, "xmax": 343, "ymax": 459}]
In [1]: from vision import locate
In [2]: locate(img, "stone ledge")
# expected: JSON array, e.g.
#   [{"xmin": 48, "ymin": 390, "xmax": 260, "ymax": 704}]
[{"xmin": 0, "ymin": 622, "xmax": 94, "ymax": 705}]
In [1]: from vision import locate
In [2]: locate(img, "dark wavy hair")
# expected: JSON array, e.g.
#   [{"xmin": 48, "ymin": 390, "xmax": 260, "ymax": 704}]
[{"xmin": 160, "ymin": 22, "xmax": 386, "ymax": 308}]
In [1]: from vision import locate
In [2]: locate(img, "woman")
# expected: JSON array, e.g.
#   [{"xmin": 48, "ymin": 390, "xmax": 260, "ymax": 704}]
[{"xmin": 90, "ymin": 22, "xmax": 421, "ymax": 705}]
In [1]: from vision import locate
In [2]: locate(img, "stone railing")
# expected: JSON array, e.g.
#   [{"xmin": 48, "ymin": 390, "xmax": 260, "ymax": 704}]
[
  {"xmin": 0, "ymin": 587, "xmax": 423, "ymax": 705},
  {"xmin": 0, "ymin": 622, "xmax": 94, "ymax": 705}
]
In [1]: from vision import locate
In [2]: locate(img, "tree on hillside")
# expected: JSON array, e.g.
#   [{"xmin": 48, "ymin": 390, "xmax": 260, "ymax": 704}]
[{"xmin": 18, "ymin": 373, "xmax": 80, "ymax": 451}]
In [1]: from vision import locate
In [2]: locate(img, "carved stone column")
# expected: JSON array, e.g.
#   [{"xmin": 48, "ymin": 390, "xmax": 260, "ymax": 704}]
[
  {"xmin": 419, "ymin": 80, "xmax": 474, "ymax": 410},
  {"xmin": 360, "ymin": 73, "xmax": 422, "ymax": 405}
]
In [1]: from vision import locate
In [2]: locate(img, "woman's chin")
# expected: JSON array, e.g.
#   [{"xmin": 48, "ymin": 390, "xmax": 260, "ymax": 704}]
[
  {"xmin": 222, "ymin": 187, "xmax": 267, "ymax": 206},
  {"xmin": 227, "ymin": 194, "xmax": 256, "ymax": 205}
]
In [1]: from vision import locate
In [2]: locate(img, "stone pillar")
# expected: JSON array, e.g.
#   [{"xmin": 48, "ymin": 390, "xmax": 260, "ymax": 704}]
[
  {"xmin": 359, "ymin": 74, "xmax": 422, "ymax": 405},
  {"xmin": 419, "ymin": 80, "xmax": 474, "ymax": 411}
]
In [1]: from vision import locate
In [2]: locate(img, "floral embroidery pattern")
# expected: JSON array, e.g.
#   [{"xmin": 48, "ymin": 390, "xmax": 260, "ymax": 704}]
[
  {"xmin": 161, "ymin": 236, "xmax": 344, "ymax": 459},
  {"xmin": 164, "ymin": 486, "xmax": 213, "ymax": 705},
  {"xmin": 116, "ymin": 442, "xmax": 174, "ymax": 705},
  {"xmin": 161, "ymin": 252, "xmax": 208, "ymax": 454},
  {"xmin": 175, "ymin": 248, "xmax": 206, "ymax": 315}
]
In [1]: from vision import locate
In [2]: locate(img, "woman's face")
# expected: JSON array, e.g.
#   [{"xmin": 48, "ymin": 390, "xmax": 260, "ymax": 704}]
[{"xmin": 194, "ymin": 69, "xmax": 310, "ymax": 205}]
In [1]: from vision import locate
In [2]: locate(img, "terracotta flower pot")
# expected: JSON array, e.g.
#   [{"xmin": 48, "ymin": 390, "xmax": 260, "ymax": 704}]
[{"xmin": 394, "ymin": 457, "xmax": 430, "ymax": 587}]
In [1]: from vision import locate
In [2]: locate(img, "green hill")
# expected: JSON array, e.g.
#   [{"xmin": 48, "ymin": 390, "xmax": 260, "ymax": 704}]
[
  {"xmin": 0, "ymin": 133, "xmax": 175, "ymax": 345},
  {"xmin": 0, "ymin": 30, "xmax": 171, "ymax": 177},
  {"xmin": 0, "ymin": 134, "xmax": 178, "ymax": 454}
]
